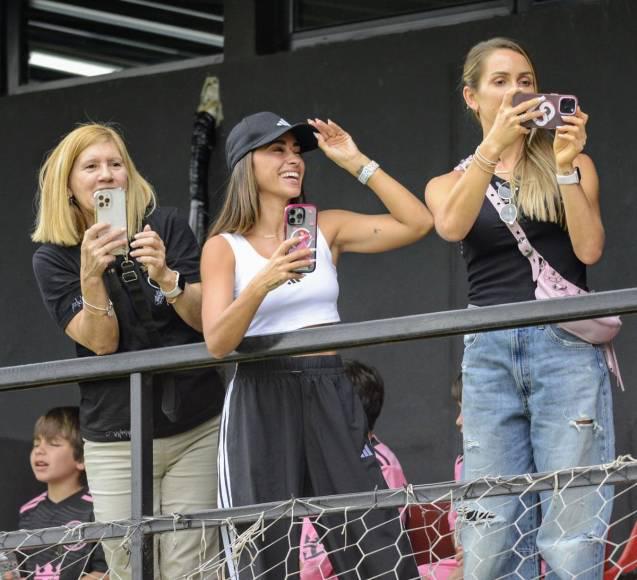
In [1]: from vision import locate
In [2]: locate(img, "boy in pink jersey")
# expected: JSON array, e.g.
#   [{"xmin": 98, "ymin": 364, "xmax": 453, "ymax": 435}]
[
  {"xmin": 6, "ymin": 408, "xmax": 108, "ymax": 580},
  {"xmin": 299, "ymin": 360, "xmax": 408, "ymax": 579}
]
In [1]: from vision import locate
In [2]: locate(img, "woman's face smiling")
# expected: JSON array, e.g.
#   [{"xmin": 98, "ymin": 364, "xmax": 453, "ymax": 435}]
[
  {"xmin": 68, "ymin": 138, "xmax": 129, "ymax": 221},
  {"xmin": 465, "ymin": 48, "xmax": 537, "ymax": 128},
  {"xmin": 252, "ymin": 131, "xmax": 305, "ymax": 200}
]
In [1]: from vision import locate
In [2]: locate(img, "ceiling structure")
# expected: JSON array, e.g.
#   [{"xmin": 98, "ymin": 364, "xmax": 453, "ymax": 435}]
[
  {"xmin": 20, "ymin": 0, "xmax": 555, "ymax": 85},
  {"xmin": 26, "ymin": 0, "xmax": 224, "ymax": 82}
]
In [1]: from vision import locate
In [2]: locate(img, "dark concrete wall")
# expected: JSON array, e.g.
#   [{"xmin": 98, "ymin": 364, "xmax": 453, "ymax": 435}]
[{"xmin": 1, "ymin": 0, "xmax": 635, "ymax": 532}]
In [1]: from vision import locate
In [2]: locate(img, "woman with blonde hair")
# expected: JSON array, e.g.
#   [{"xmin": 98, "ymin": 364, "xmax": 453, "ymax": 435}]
[
  {"xmin": 32, "ymin": 123, "xmax": 225, "ymax": 579},
  {"xmin": 425, "ymin": 38, "xmax": 614, "ymax": 579},
  {"xmin": 202, "ymin": 111, "xmax": 431, "ymax": 578}
]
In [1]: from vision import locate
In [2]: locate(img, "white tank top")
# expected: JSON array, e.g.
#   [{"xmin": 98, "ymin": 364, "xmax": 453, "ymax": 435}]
[{"xmin": 219, "ymin": 228, "xmax": 341, "ymax": 337}]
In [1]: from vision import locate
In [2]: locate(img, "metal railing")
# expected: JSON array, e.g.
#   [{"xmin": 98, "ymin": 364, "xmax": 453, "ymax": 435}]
[{"xmin": 1, "ymin": 288, "xmax": 637, "ymax": 578}]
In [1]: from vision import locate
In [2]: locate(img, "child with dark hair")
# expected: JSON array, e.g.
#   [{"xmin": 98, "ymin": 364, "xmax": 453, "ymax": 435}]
[
  {"xmin": 10, "ymin": 407, "xmax": 108, "ymax": 580},
  {"xmin": 299, "ymin": 360, "xmax": 408, "ymax": 579}
]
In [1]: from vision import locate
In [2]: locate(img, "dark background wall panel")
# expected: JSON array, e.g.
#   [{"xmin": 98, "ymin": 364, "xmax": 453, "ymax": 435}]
[{"xmin": 0, "ymin": 0, "xmax": 635, "ymax": 533}]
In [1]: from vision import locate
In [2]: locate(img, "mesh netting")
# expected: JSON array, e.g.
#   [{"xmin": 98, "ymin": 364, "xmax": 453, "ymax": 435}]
[{"xmin": 1, "ymin": 456, "xmax": 635, "ymax": 579}]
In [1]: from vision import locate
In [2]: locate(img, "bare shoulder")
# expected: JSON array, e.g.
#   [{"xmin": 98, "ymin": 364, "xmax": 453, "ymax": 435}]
[
  {"xmin": 201, "ymin": 234, "xmax": 235, "ymax": 271},
  {"xmin": 424, "ymin": 170, "xmax": 463, "ymax": 208}
]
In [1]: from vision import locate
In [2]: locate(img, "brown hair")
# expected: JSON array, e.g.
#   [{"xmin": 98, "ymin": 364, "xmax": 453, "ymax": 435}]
[
  {"xmin": 463, "ymin": 37, "xmax": 563, "ymax": 225},
  {"xmin": 34, "ymin": 407, "xmax": 86, "ymax": 484},
  {"xmin": 208, "ymin": 150, "xmax": 306, "ymax": 238}
]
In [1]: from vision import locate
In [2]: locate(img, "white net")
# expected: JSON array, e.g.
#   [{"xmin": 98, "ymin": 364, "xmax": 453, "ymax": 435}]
[{"xmin": 1, "ymin": 456, "xmax": 635, "ymax": 580}]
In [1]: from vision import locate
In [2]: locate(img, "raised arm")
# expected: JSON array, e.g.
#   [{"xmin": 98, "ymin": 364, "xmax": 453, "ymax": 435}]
[
  {"xmin": 553, "ymin": 109, "xmax": 604, "ymax": 264},
  {"xmin": 308, "ymin": 118, "xmax": 432, "ymax": 255},
  {"xmin": 65, "ymin": 223, "xmax": 125, "ymax": 355},
  {"xmin": 130, "ymin": 224, "xmax": 204, "ymax": 331},
  {"xmin": 425, "ymin": 89, "xmax": 545, "ymax": 241},
  {"xmin": 201, "ymin": 236, "xmax": 313, "ymax": 358}
]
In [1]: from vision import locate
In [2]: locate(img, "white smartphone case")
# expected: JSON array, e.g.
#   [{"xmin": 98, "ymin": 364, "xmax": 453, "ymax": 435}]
[{"xmin": 94, "ymin": 187, "xmax": 128, "ymax": 256}]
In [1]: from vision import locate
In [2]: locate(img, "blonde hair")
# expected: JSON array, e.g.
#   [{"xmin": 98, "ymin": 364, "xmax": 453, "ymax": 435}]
[
  {"xmin": 208, "ymin": 153, "xmax": 260, "ymax": 237},
  {"xmin": 32, "ymin": 123, "xmax": 157, "ymax": 245},
  {"xmin": 463, "ymin": 37, "xmax": 563, "ymax": 225}
]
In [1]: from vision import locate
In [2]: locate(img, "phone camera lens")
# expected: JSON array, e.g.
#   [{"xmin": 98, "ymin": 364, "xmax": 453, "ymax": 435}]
[
  {"xmin": 98, "ymin": 195, "xmax": 104, "ymax": 201},
  {"xmin": 559, "ymin": 98, "xmax": 576, "ymax": 115},
  {"xmin": 98, "ymin": 202, "xmax": 104, "ymax": 207}
]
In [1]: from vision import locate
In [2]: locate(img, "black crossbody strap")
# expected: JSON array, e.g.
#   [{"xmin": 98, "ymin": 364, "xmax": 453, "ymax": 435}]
[{"xmin": 107, "ymin": 258, "xmax": 181, "ymax": 422}]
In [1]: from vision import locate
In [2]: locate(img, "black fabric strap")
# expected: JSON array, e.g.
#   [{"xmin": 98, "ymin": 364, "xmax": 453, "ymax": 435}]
[{"xmin": 106, "ymin": 258, "xmax": 181, "ymax": 422}]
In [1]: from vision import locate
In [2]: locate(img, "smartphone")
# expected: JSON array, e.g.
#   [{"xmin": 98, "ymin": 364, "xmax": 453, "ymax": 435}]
[
  {"xmin": 511, "ymin": 92, "xmax": 578, "ymax": 130},
  {"xmin": 94, "ymin": 187, "xmax": 128, "ymax": 256},
  {"xmin": 284, "ymin": 203, "xmax": 317, "ymax": 273}
]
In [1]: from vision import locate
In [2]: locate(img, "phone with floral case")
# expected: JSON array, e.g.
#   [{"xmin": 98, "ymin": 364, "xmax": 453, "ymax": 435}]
[{"xmin": 284, "ymin": 203, "xmax": 317, "ymax": 273}]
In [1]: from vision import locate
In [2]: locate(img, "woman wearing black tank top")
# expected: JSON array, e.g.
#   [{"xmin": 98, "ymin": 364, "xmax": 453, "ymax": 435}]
[
  {"xmin": 426, "ymin": 38, "xmax": 613, "ymax": 580},
  {"xmin": 201, "ymin": 112, "xmax": 431, "ymax": 578}
]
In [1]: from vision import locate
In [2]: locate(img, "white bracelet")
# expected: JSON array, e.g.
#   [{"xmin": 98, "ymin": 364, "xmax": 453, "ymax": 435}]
[
  {"xmin": 357, "ymin": 160, "xmax": 380, "ymax": 185},
  {"xmin": 556, "ymin": 167, "xmax": 581, "ymax": 185},
  {"xmin": 82, "ymin": 297, "xmax": 114, "ymax": 317}
]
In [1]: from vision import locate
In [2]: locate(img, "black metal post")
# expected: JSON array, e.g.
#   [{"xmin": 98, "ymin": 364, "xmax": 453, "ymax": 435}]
[
  {"xmin": 3, "ymin": 0, "xmax": 26, "ymax": 94},
  {"xmin": 130, "ymin": 372, "xmax": 154, "ymax": 580}
]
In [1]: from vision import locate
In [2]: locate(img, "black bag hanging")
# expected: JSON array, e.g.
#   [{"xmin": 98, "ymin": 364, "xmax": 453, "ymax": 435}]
[{"xmin": 106, "ymin": 256, "xmax": 181, "ymax": 422}]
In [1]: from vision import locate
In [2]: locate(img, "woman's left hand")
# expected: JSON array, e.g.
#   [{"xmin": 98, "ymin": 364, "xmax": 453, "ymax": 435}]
[
  {"xmin": 130, "ymin": 224, "xmax": 174, "ymax": 289},
  {"xmin": 308, "ymin": 118, "xmax": 364, "ymax": 174},
  {"xmin": 554, "ymin": 107, "xmax": 588, "ymax": 170}
]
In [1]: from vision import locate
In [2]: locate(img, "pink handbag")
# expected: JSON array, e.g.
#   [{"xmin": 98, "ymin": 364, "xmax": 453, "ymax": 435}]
[{"xmin": 484, "ymin": 181, "xmax": 623, "ymax": 388}]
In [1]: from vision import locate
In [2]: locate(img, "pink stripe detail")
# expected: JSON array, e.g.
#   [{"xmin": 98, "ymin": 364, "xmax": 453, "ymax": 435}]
[
  {"xmin": 19, "ymin": 492, "xmax": 47, "ymax": 514},
  {"xmin": 81, "ymin": 494, "xmax": 93, "ymax": 502}
]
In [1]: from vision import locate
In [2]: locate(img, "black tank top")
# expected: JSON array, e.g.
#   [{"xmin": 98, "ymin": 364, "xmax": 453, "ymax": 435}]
[{"xmin": 462, "ymin": 174, "xmax": 587, "ymax": 306}]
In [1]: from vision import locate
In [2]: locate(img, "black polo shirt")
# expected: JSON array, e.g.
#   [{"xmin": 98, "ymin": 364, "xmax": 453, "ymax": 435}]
[{"xmin": 33, "ymin": 207, "xmax": 224, "ymax": 442}]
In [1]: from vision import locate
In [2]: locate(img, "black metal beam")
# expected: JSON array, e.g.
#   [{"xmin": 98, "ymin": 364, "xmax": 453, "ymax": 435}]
[
  {"xmin": 222, "ymin": 0, "xmax": 255, "ymax": 61},
  {"xmin": 129, "ymin": 372, "xmax": 154, "ymax": 580},
  {"xmin": 3, "ymin": 0, "xmax": 27, "ymax": 94},
  {"xmin": 1, "ymin": 288, "xmax": 636, "ymax": 391}
]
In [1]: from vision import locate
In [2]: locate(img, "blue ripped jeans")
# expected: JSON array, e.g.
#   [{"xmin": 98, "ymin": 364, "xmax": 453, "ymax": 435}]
[{"xmin": 459, "ymin": 324, "xmax": 615, "ymax": 580}]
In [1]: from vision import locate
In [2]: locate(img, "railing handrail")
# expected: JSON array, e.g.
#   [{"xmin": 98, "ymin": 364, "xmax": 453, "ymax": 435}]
[
  {"xmin": 3, "ymin": 288, "xmax": 637, "ymax": 578},
  {"xmin": 2, "ymin": 288, "xmax": 636, "ymax": 391}
]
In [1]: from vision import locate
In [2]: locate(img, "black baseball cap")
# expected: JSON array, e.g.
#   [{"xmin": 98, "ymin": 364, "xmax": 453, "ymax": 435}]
[{"xmin": 225, "ymin": 111, "xmax": 318, "ymax": 170}]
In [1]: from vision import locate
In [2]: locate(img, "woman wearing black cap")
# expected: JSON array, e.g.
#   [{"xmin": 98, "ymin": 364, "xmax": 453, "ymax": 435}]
[{"xmin": 201, "ymin": 112, "xmax": 431, "ymax": 578}]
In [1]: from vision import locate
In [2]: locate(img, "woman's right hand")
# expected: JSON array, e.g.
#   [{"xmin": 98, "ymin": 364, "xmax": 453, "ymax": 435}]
[
  {"xmin": 252, "ymin": 238, "xmax": 315, "ymax": 295},
  {"xmin": 481, "ymin": 89, "xmax": 546, "ymax": 157},
  {"xmin": 80, "ymin": 223, "xmax": 127, "ymax": 281}
]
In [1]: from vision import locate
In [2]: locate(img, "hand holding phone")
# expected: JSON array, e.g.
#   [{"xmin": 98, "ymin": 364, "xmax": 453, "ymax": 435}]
[
  {"xmin": 511, "ymin": 92, "xmax": 578, "ymax": 130},
  {"xmin": 94, "ymin": 187, "xmax": 128, "ymax": 256},
  {"xmin": 284, "ymin": 203, "xmax": 317, "ymax": 273}
]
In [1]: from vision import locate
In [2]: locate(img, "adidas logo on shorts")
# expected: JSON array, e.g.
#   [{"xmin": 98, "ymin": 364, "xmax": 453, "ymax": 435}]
[{"xmin": 360, "ymin": 442, "xmax": 374, "ymax": 459}]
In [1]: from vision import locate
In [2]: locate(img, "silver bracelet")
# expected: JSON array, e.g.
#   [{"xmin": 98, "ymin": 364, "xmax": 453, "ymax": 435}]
[
  {"xmin": 82, "ymin": 296, "xmax": 114, "ymax": 317},
  {"xmin": 357, "ymin": 160, "xmax": 380, "ymax": 185}
]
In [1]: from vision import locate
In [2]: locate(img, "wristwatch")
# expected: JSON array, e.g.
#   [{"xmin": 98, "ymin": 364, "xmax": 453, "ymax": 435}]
[
  {"xmin": 556, "ymin": 166, "xmax": 581, "ymax": 185},
  {"xmin": 161, "ymin": 271, "xmax": 186, "ymax": 303}
]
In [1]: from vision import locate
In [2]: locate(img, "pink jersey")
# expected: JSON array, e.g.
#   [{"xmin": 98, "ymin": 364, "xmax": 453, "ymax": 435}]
[{"xmin": 299, "ymin": 436, "xmax": 407, "ymax": 580}]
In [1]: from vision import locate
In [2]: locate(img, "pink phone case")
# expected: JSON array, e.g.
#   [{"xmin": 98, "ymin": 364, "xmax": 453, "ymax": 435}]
[
  {"xmin": 284, "ymin": 203, "xmax": 317, "ymax": 273},
  {"xmin": 512, "ymin": 92, "xmax": 578, "ymax": 130}
]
